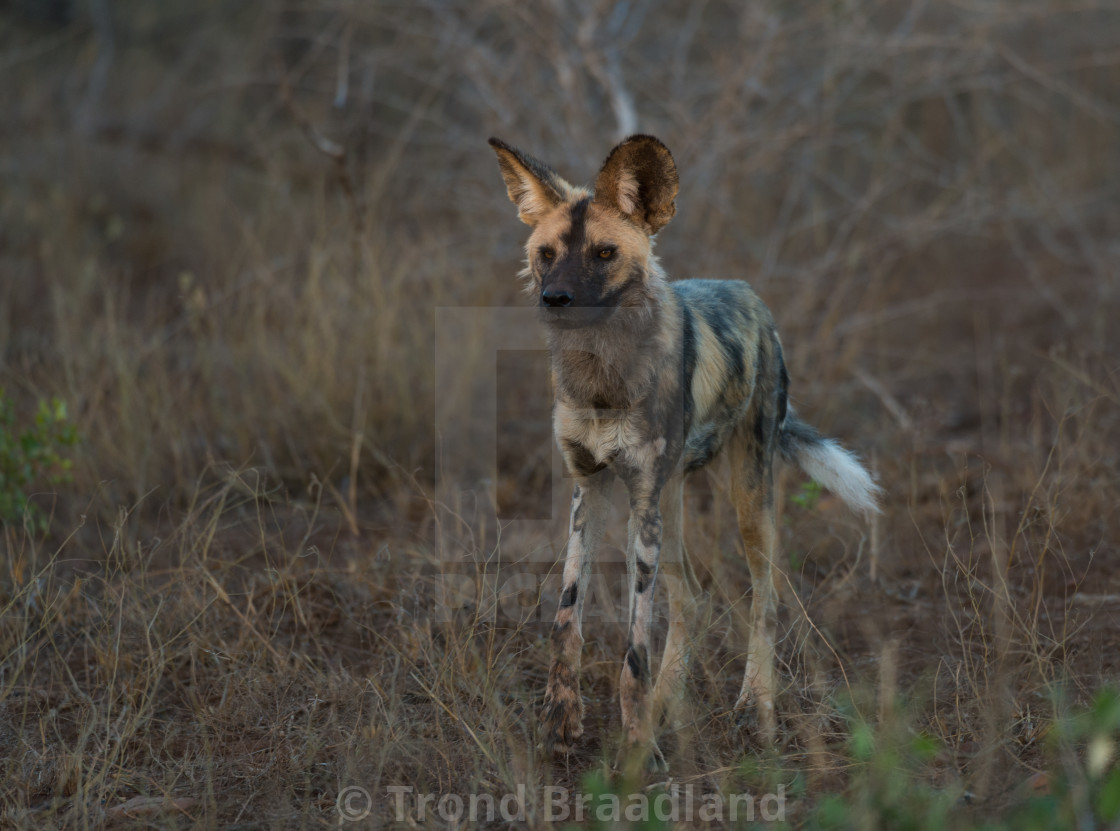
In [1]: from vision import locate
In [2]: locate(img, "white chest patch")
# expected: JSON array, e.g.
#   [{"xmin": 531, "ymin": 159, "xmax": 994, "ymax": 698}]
[{"xmin": 555, "ymin": 401, "xmax": 663, "ymax": 472}]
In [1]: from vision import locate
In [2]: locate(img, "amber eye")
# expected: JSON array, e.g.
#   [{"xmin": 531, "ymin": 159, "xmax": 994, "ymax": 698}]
[
  {"xmin": 598, "ymin": 248, "xmax": 615, "ymax": 260},
  {"xmin": 540, "ymin": 248, "xmax": 555, "ymax": 260}
]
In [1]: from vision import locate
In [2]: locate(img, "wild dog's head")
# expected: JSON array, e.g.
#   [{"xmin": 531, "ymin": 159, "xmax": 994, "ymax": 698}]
[{"xmin": 489, "ymin": 135, "xmax": 679, "ymax": 329}]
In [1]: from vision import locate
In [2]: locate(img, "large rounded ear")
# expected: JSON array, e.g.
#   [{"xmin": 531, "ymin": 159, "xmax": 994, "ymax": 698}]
[
  {"xmin": 593, "ymin": 135, "xmax": 679, "ymax": 235},
  {"xmin": 488, "ymin": 137, "xmax": 572, "ymax": 227}
]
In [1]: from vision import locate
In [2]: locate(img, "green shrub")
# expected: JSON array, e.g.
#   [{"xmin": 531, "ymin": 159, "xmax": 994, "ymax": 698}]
[
  {"xmin": 790, "ymin": 480, "xmax": 824, "ymax": 512},
  {"xmin": 0, "ymin": 389, "xmax": 79, "ymax": 532},
  {"xmin": 807, "ymin": 689, "xmax": 1120, "ymax": 831},
  {"xmin": 1006, "ymin": 688, "xmax": 1120, "ymax": 831}
]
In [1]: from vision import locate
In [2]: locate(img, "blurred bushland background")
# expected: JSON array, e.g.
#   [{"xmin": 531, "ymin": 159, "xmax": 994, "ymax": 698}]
[{"xmin": 2, "ymin": 1, "xmax": 1120, "ymax": 828}]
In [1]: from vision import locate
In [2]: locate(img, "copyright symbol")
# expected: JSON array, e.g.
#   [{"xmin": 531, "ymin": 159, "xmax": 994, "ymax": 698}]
[{"xmin": 336, "ymin": 785, "xmax": 371, "ymax": 822}]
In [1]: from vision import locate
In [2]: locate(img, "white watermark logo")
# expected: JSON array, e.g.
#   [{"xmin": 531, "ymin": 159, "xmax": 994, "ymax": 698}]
[
  {"xmin": 541, "ymin": 784, "xmax": 786, "ymax": 824},
  {"xmin": 347, "ymin": 783, "xmax": 787, "ymax": 824},
  {"xmin": 384, "ymin": 785, "xmax": 528, "ymax": 823},
  {"xmin": 335, "ymin": 785, "xmax": 372, "ymax": 822}
]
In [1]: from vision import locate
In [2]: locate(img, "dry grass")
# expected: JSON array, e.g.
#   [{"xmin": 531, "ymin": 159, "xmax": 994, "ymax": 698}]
[{"xmin": 2, "ymin": 0, "xmax": 1120, "ymax": 827}]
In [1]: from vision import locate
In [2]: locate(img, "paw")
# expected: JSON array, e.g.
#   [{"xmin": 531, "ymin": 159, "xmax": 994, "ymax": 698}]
[
  {"xmin": 733, "ymin": 689, "xmax": 755, "ymax": 713},
  {"xmin": 732, "ymin": 694, "xmax": 759, "ymax": 731},
  {"xmin": 541, "ymin": 679, "xmax": 584, "ymax": 754},
  {"xmin": 733, "ymin": 692, "xmax": 777, "ymax": 741}
]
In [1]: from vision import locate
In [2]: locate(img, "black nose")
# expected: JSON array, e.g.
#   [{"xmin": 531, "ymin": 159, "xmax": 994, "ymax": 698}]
[{"xmin": 541, "ymin": 288, "xmax": 573, "ymax": 308}]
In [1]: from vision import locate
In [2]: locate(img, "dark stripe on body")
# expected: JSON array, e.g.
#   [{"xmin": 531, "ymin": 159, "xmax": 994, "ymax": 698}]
[
  {"xmin": 777, "ymin": 349, "xmax": 790, "ymax": 426},
  {"xmin": 752, "ymin": 345, "xmax": 769, "ymax": 446},
  {"xmin": 634, "ymin": 558, "xmax": 656, "ymax": 593},
  {"xmin": 698, "ymin": 302, "xmax": 747, "ymax": 383},
  {"xmin": 625, "ymin": 641, "xmax": 649, "ymax": 681},
  {"xmin": 560, "ymin": 584, "xmax": 578, "ymax": 609},
  {"xmin": 564, "ymin": 439, "xmax": 608, "ymax": 477},
  {"xmin": 684, "ymin": 428, "xmax": 719, "ymax": 472},
  {"xmin": 680, "ymin": 303, "xmax": 697, "ymax": 424}
]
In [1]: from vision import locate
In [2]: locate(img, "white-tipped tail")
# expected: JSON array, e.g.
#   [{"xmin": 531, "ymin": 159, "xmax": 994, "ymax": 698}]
[{"xmin": 780, "ymin": 416, "xmax": 882, "ymax": 517}]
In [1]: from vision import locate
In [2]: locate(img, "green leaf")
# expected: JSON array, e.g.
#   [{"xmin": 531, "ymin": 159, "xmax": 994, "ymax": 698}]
[
  {"xmin": 0, "ymin": 389, "xmax": 80, "ymax": 531},
  {"xmin": 850, "ymin": 721, "xmax": 875, "ymax": 761},
  {"xmin": 1098, "ymin": 767, "xmax": 1120, "ymax": 822}
]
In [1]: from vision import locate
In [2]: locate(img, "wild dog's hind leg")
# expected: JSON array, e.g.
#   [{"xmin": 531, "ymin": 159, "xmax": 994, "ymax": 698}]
[
  {"xmin": 618, "ymin": 489, "xmax": 668, "ymax": 771},
  {"xmin": 543, "ymin": 471, "xmax": 614, "ymax": 753},
  {"xmin": 652, "ymin": 476, "xmax": 702, "ymax": 727},
  {"xmin": 729, "ymin": 423, "xmax": 780, "ymax": 740}
]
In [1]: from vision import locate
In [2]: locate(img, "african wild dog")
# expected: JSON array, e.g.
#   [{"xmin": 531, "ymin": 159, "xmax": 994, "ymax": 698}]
[{"xmin": 489, "ymin": 134, "xmax": 880, "ymax": 770}]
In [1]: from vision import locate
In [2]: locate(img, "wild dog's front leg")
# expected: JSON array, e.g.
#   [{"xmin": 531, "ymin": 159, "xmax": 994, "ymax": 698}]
[
  {"xmin": 542, "ymin": 471, "xmax": 614, "ymax": 754},
  {"xmin": 618, "ymin": 492, "xmax": 667, "ymax": 771}
]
